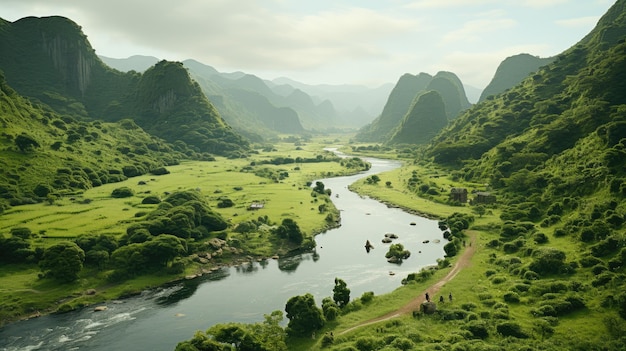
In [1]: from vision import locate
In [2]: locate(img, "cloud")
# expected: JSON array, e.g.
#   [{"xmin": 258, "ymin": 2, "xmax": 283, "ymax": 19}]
[
  {"xmin": 520, "ymin": 0, "xmax": 569, "ymax": 9},
  {"xmin": 442, "ymin": 15, "xmax": 517, "ymax": 44},
  {"xmin": 404, "ymin": 0, "xmax": 498, "ymax": 10}
]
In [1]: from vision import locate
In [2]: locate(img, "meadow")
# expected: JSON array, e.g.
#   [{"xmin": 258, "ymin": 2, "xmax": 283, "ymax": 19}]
[{"xmin": 0, "ymin": 138, "xmax": 361, "ymax": 323}]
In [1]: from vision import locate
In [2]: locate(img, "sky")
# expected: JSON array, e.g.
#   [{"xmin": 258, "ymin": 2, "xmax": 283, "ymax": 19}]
[{"xmin": 1, "ymin": 0, "xmax": 616, "ymax": 89}]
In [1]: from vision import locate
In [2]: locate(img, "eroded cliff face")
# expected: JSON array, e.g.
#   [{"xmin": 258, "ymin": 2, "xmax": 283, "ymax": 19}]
[
  {"xmin": 41, "ymin": 31, "xmax": 95, "ymax": 96},
  {"xmin": 152, "ymin": 89, "xmax": 177, "ymax": 113}
]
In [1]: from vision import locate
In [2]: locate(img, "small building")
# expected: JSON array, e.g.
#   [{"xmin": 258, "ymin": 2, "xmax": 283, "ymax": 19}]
[
  {"xmin": 449, "ymin": 188, "xmax": 468, "ymax": 203},
  {"xmin": 475, "ymin": 192, "xmax": 496, "ymax": 204},
  {"xmin": 248, "ymin": 202, "xmax": 265, "ymax": 210}
]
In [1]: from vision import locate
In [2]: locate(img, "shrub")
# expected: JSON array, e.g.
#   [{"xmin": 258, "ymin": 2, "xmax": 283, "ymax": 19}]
[
  {"xmin": 141, "ymin": 195, "xmax": 161, "ymax": 204},
  {"xmin": 533, "ymin": 232, "xmax": 549, "ymax": 244},
  {"xmin": 464, "ymin": 321, "xmax": 489, "ymax": 339},
  {"xmin": 360, "ymin": 291, "xmax": 375, "ymax": 303},
  {"xmin": 150, "ymin": 167, "xmax": 170, "ymax": 175},
  {"xmin": 503, "ymin": 292, "xmax": 520, "ymax": 303},
  {"xmin": 496, "ymin": 322, "xmax": 528, "ymax": 338},
  {"xmin": 217, "ymin": 198, "xmax": 234, "ymax": 208},
  {"xmin": 111, "ymin": 187, "xmax": 134, "ymax": 198},
  {"xmin": 490, "ymin": 275, "xmax": 507, "ymax": 284},
  {"xmin": 354, "ymin": 336, "xmax": 384, "ymax": 351},
  {"xmin": 10, "ymin": 227, "xmax": 33, "ymax": 239}
]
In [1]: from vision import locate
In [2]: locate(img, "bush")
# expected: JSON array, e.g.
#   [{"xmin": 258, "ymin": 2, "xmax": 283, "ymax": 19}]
[
  {"xmin": 111, "ymin": 187, "xmax": 134, "ymax": 198},
  {"xmin": 533, "ymin": 232, "xmax": 549, "ymax": 244},
  {"xmin": 496, "ymin": 322, "xmax": 528, "ymax": 338},
  {"xmin": 464, "ymin": 321, "xmax": 489, "ymax": 339},
  {"xmin": 150, "ymin": 167, "xmax": 170, "ymax": 175},
  {"xmin": 360, "ymin": 291, "xmax": 375, "ymax": 303},
  {"xmin": 354, "ymin": 336, "xmax": 384, "ymax": 351},
  {"xmin": 141, "ymin": 195, "xmax": 161, "ymax": 204},
  {"xmin": 503, "ymin": 292, "xmax": 520, "ymax": 303}
]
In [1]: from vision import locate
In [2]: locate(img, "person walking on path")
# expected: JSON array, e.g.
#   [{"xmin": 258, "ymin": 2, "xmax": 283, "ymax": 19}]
[{"xmin": 425, "ymin": 292, "xmax": 430, "ymax": 302}]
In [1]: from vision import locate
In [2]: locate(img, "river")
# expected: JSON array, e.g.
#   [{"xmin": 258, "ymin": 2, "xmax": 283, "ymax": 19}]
[{"xmin": 0, "ymin": 155, "xmax": 445, "ymax": 351}]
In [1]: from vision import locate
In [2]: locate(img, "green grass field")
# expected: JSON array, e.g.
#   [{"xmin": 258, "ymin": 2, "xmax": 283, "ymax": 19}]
[{"xmin": 0, "ymin": 138, "xmax": 364, "ymax": 323}]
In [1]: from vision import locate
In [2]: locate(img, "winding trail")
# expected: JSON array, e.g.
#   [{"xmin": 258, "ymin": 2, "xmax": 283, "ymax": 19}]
[{"xmin": 339, "ymin": 231, "xmax": 477, "ymax": 335}]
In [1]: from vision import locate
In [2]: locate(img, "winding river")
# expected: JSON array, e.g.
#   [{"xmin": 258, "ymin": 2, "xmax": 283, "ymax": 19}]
[{"xmin": 0, "ymin": 155, "xmax": 445, "ymax": 351}]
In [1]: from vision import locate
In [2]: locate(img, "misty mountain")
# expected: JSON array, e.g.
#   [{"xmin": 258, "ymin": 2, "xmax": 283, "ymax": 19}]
[{"xmin": 99, "ymin": 55, "xmax": 159, "ymax": 73}]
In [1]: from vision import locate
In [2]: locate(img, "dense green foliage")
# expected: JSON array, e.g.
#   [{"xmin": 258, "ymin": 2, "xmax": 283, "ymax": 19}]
[
  {"xmin": 387, "ymin": 90, "xmax": 448, "ymax": 145},
  {"xmin": 285, "ymin": 293, "xmax": 325, "ymax": 337},
  {"xmin": 0, "ymin": 71, "xmax": 186, "ymax": 208},
  {"xmin": 479, "ymin": 53, "xmax": 555, "ymax": 102}
]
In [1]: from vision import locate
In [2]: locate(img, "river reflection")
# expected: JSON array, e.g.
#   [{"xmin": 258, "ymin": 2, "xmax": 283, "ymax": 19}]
[{"xmin": 0, "ymin": 155, "xmax": 446, "ymax": 351}]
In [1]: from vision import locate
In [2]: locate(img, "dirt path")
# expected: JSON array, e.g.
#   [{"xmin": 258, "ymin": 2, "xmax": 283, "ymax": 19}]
[{"xmin": 339, "ymin": 231, "xmax": 477, "ymax": 335}]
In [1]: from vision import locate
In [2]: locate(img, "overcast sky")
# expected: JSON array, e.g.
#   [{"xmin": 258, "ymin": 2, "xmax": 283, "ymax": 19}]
[{"xmin": 2, "ymin": 0, "xmax": 616, "ymax": 89}]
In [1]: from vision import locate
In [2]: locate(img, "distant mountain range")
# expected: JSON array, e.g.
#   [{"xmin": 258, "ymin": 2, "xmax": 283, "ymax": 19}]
[{"xmin": 100, "ymin": 55, "xmax": 393, "ymax": 135}]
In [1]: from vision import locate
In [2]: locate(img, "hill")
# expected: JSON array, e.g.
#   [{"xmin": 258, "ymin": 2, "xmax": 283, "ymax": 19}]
[
  {"xmin": 478, "ymin": 53, "xmax": 555, "ymax": 102},
  {"xmin": 0, "ymin": 71, "xmax": 186, "ymax": 210},
  {"xmin": 355, "ymin": 71, "xmax": 470, "ymax": 142},
  {"xmin": 387, "ymin": 90, "xmax": 449, "ymax": 145},
  {"xmin": 0, "ymin": 16, "xmax": 249, "ymax": 157}
]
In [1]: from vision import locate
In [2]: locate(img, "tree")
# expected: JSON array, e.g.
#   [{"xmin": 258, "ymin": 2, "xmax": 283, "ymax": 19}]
[
  {"xmin": 366, "ymin": 175, "xmax": 381, "ymax": 184},
  {"xmin": 143, "ymin": 235, "xmax": 186, "ymax": 267},
  {"xmin": 15, "ymin": 133, "xmax": 40, "ymax": 152},
  {"xmin": 313, "ymin": 181, "xmax": 325, "ymax": 194},
  {"xmin": 443, "ymin": 242, "xmax": 458, "ymax": 257},
  {"xmin": 39, "ymin": 241, "xmax": 85, "ymax": 282},
  {"xmin": 284, "ymin": 293, "xmax": 325, "ymax": 337},
  {"xmin": 333, "ymin": 278, "xmax": 351, "ymax": 308},
  {"xmin": 275, "ymin": 218, "xmax": 304, "ymax": 244},
  {"xmin": 472, "ymin": 205, "xmax": 486, "ymax": 217},
  {"xmin": 385, "ymin": 243, "xmax": 411, "ymax": 262}
]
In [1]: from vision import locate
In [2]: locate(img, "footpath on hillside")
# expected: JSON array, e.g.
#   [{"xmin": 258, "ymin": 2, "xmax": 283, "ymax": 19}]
[{"xmin": 339, "ymin": 231, "xmax": 477, "ymax": 335}]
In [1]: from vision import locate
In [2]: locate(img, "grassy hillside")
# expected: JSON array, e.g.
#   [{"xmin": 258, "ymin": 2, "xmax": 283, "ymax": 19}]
[
  {"xmin": 387, "ymin": 90, "xmax": 448, "ymax": 145},
  {"xmin": 0, "ymin": 72, "xmax": 185, "ymax": 210}
]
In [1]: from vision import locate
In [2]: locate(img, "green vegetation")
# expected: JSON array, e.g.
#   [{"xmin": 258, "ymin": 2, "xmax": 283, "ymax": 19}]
[{"xmin": 176, "ymin": 2, "xmax": 626, "ymax": 350}]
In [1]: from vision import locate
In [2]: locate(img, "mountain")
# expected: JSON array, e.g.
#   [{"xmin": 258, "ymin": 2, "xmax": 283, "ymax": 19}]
[
  {"xmin": 99, "ymin": 55, "xmax": 159, "ymax": 73},
  {"xmin": 427, "ymin": 0, "xmax": 626, "ymax": 204},
  {"xmin": 355, "ymin": 73, "xmax": 433, "ymax": 142},
  {"xmin": 425, "ymin": 71, "xmax": 471, "ymax": 120},
  {"xmin": 103, "ymin": 57, "xmax": 344, "ymax": 134},
  {"xmin": 0, "ymin": 71, "xmax": 187, "ymax": 208},
  {"xmin": 269, "ymin": 77, "xmax": 394, "ymax": 128},
  {"xmin": 182, "ymin": 62, "xmax": 305, "ymax": 136},
  {"xmin": 0, "ymin": 16, "xmax": 249, "ymax": 157},
  {"xmin": 478, "ymin": 53, "xmax": 555, "ymax": 102},
  {"xmin": 355, "ymin": 71, "xmax": 471, "ymax": 142},
  {"xmin": 387, "ymin": 90, "xmax": 449, "ymax": 145},
  {"xmin": 463, "ymin": 84, "xmax": 482, "ymax": 103}
]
